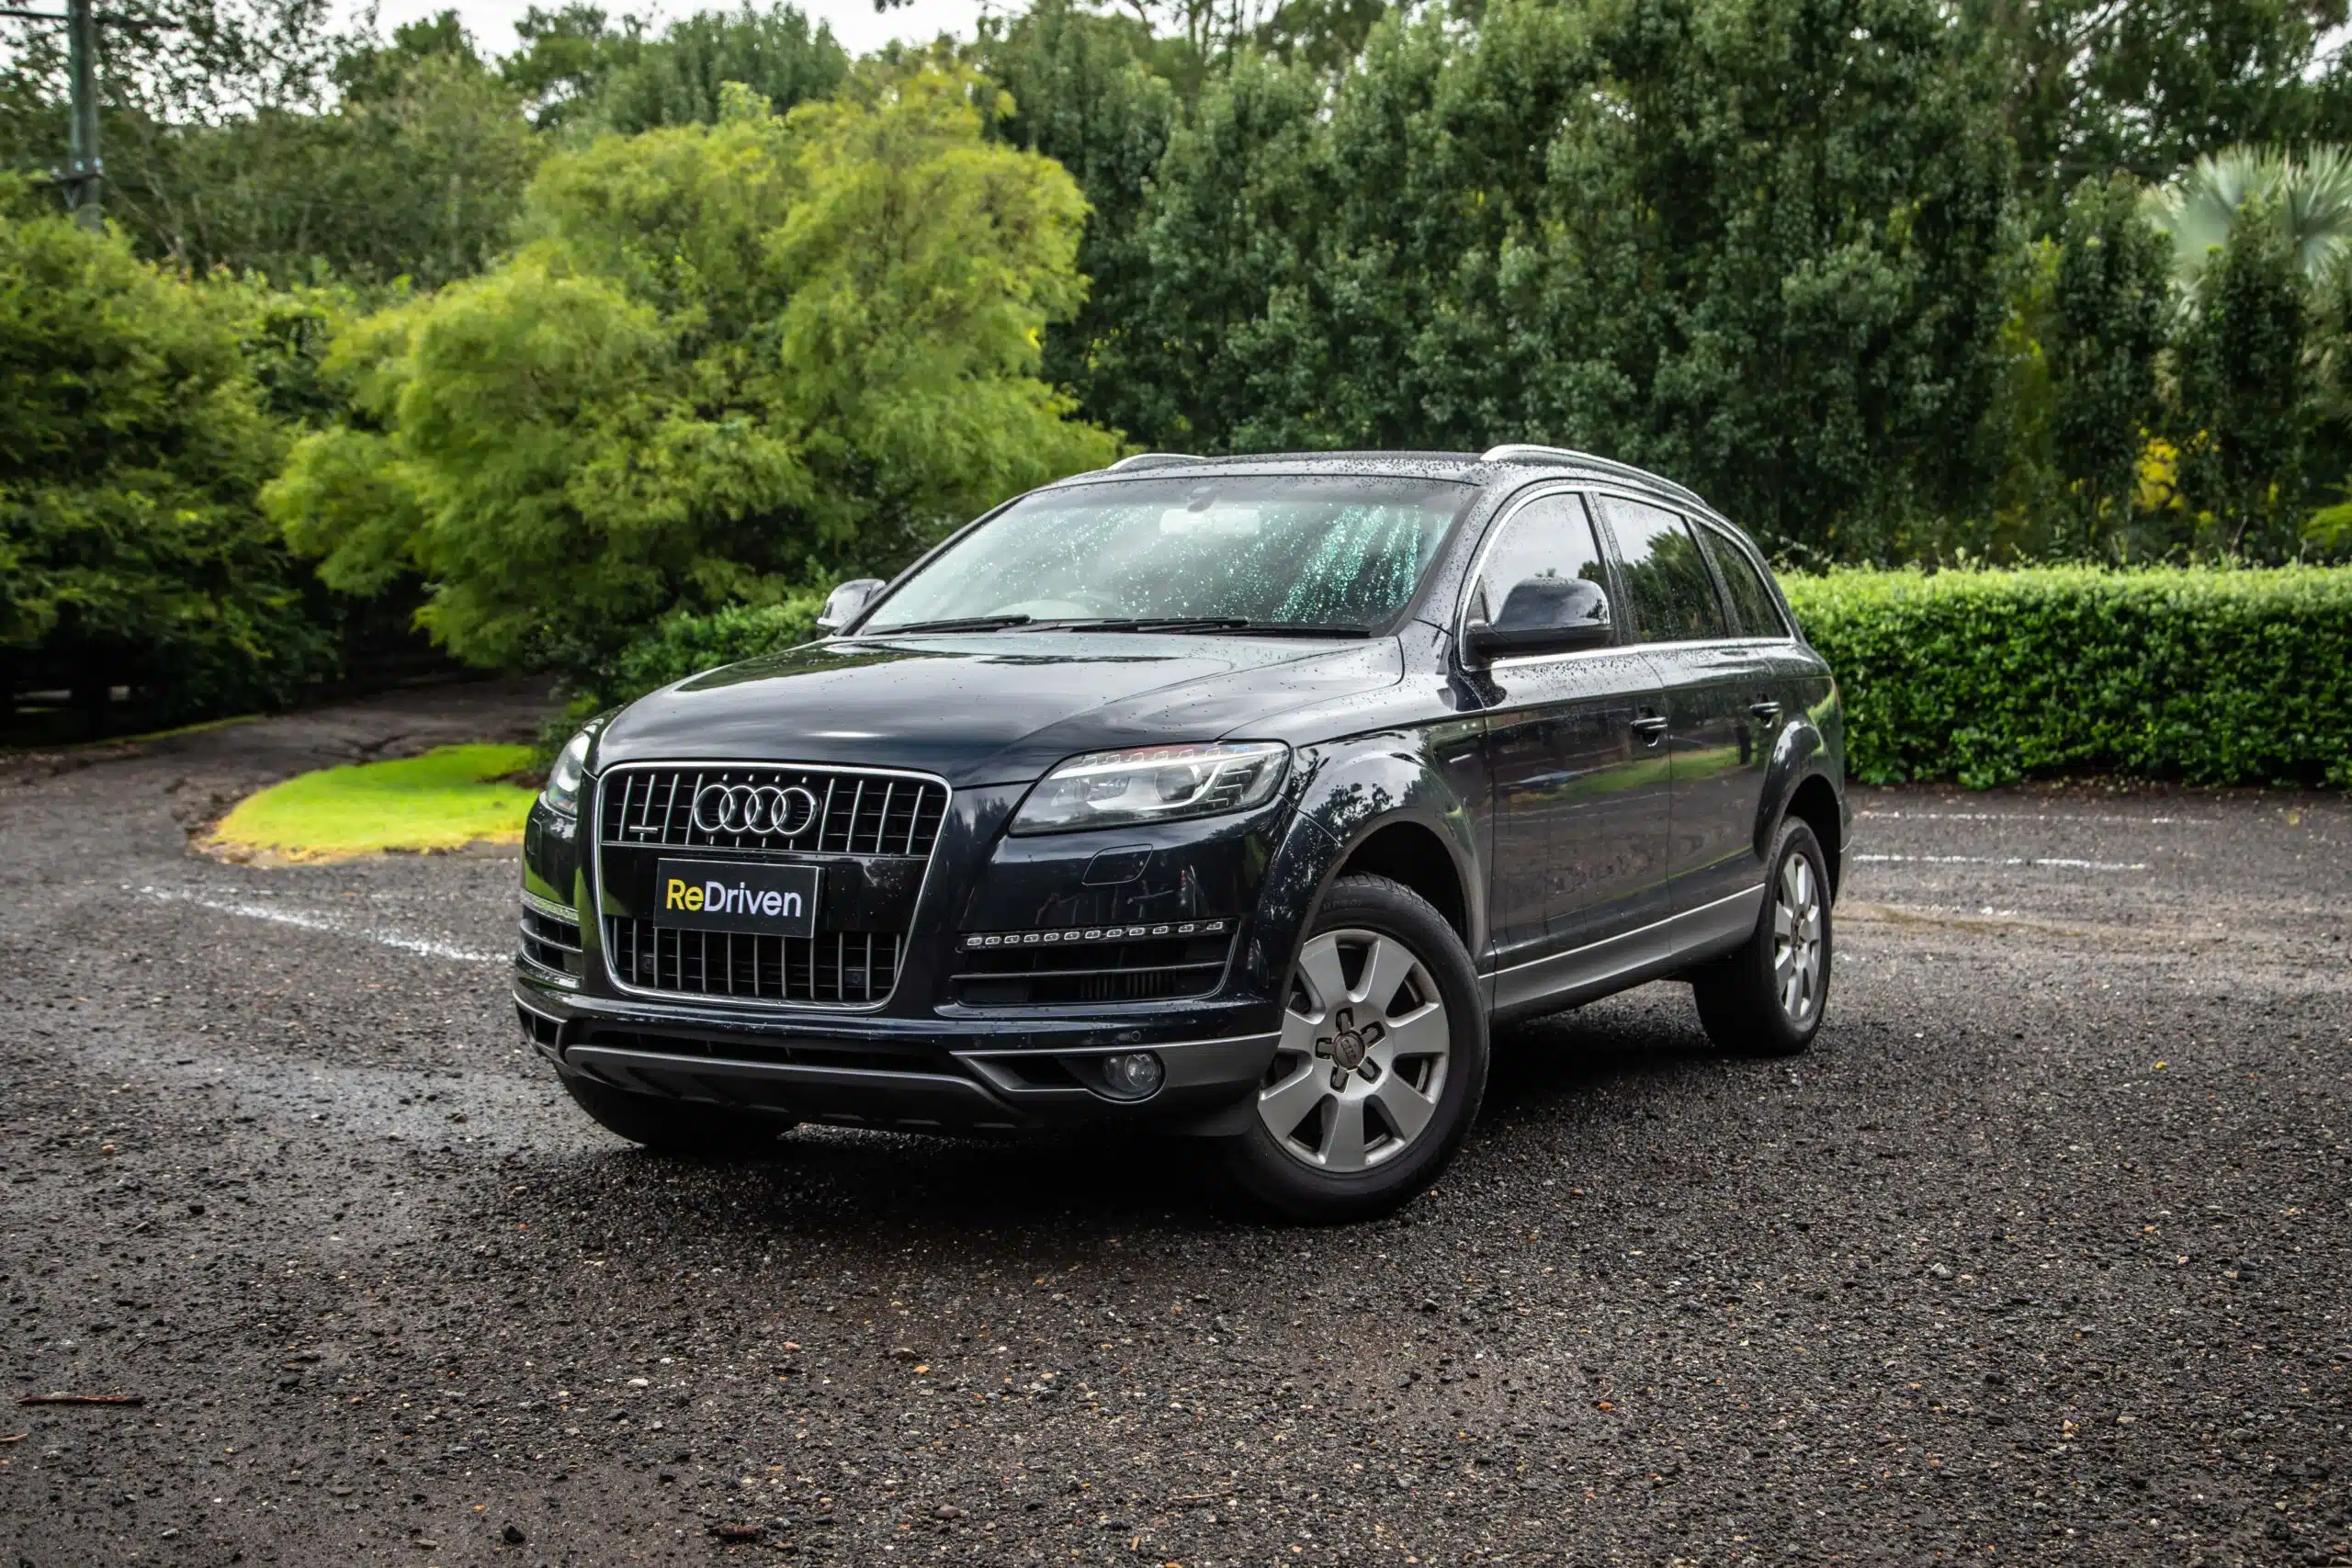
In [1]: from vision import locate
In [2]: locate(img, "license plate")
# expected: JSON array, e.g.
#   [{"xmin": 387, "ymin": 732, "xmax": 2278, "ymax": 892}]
[{"xmin": 653, "ymin": 859, "xmax": 821, "ymax": 939}]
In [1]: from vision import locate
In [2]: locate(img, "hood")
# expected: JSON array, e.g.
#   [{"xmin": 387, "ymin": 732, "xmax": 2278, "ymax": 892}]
[{"xmin": 592, "ymin": 630, "xmax": 1404, "ymax": 785}]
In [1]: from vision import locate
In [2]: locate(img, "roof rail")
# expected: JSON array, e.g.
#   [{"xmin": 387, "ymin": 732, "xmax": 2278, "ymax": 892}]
[
  {"xmin": 1106, "ymin": 452, "xmax": 1205, "ymax": 472},
  {"xmin": 1479, "ymin": 443, "xmax": 1708, "ymax": 511}
]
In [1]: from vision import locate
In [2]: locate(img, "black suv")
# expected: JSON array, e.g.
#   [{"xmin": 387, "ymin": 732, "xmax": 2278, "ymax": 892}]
[{"xmin": 514, "ymin": 446, "xmax": 1846, "ymax": 1219}]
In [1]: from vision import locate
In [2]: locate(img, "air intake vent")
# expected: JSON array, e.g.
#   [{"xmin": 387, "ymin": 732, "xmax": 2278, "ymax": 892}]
[{"xmin": 518, "ymin": 897, "xmax": 582, "ymax": 977}]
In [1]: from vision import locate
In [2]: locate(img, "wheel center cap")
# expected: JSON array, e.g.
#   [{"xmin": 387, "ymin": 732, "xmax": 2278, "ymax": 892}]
[{"xmin": 1328, "ymin": 1028, "xmax": 1367, "ymax": 1071}]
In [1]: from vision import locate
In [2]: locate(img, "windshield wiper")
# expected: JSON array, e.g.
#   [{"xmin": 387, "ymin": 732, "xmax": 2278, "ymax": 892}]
[
  {"xmin": 1057, "ymin": 617, "xmax": 1373, "ymax": 637},
  {"xmin": 867, "ymin": 615, "xmax": 1034, "ymax": 635}
]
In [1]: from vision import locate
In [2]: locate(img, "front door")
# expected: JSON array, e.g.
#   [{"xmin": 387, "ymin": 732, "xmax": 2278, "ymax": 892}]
[
  {"xmin": 1464, "ymin": 491, "xmax": 1672, "ymax": 983},
  {"xmin": 1598, "ymin": 497, "xmax": 1772, "ymax": 911}
]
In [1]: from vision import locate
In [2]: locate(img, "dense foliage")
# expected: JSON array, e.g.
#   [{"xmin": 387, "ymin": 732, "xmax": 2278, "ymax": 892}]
[
  {"xmin": 1785, "ymin": 566, "xmax": 2352, "ymax": 787},
  {"xmin": 0, "ymin": 191, "xmax": 334, "ymax": 721},
  {"xmin": 9, "ymin": 0, "xmax": 2352, "ymax": 765},
  {"xmin": 266, "ymin": 70, "xmax": 1116, "ymax": 680}
]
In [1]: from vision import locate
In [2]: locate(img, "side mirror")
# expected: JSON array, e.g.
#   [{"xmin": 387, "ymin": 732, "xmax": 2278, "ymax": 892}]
[
  {"xmin": 1463, "ymin": 576, "xmax": 1613, "ymax": 663},
  {"xmin": 815, "ymin": 578, "xmax": 886, "ymax": 635}
]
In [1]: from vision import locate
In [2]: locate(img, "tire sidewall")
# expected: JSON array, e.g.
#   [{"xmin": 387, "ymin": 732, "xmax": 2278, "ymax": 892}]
[
  {"xmin": 1756, "ymin": 818, "xmax": 1832, "ymax": 1051},
  {"xmin": 1222, "ymin": 874, "xmax": 1488, "ymax": 1222}
]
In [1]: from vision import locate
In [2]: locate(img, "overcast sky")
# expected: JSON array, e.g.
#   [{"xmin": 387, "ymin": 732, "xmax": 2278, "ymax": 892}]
[{"xmin": 346, "ymin": 0, "xmax": 1002, "ymax": 60}]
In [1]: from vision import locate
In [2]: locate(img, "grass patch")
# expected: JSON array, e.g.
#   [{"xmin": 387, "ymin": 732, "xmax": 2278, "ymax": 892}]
[{"xmin": 205, "ymin": 743, "xmax": 539, "ymax": 862}]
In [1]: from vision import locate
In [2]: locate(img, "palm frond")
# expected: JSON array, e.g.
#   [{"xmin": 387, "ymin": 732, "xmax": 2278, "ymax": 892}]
[{"xmin": 2144, "ymin": 144, "xmax": 2352, "ymax": 291}]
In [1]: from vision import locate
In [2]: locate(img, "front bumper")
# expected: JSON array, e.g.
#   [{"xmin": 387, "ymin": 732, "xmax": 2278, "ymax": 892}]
[
  {"xmin": 514, "ymin": 761, "xmax": 1348, "ymax": 1134},
  {"xmin": 514, "ymin": 974, "xmax": 1281, "ymax": 1134}
]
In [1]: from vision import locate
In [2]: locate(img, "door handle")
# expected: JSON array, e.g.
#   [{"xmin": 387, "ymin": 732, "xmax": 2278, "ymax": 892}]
[
  {"xmin": 1748, "ymin": 700, "xmax": 1782, "ymax": 723},
  {"xmin": 1631, "ymin": 713, "xmax": 1669, "ymax": 743}
]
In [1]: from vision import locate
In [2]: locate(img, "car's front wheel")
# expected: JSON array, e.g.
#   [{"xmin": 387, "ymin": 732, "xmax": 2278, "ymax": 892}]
[
  {"xmin": 1217, "ymin": 874, "xmax": 1487, "ymax": 1223},
  {"xmin": 560, "ymin": 1073, "xmax": 791, "ymax": 1156}
]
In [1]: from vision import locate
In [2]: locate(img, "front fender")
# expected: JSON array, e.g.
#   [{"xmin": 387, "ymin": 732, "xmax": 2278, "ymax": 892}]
[{"xmin": 1238, "ymin": 730, "xmax": 1486, "ymax": 998}]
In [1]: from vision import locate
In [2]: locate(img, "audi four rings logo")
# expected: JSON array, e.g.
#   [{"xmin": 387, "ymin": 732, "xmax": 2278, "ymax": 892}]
[{"xmin": 692, "ymin": 783, "xmax": 820, "ymax": 836}]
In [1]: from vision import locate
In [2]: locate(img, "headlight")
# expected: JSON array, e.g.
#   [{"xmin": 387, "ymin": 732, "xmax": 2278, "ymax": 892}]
[
  {"xmin": 540, "ymin": 727, "xmax": 594, "ymax": 817},
  {"xmin": 1009, "ymin": 741, "xmax": 1289, "ymax": 835}
]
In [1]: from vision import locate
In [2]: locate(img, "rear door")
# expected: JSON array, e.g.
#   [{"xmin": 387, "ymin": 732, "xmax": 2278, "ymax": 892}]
[
  {"xmin": 1465, "ymin": 490, "xmax": 1671, "ymax": 980},
  {"xmin": 1596, "ymin": 496, "xmax": 1770, "ymax": 913}
]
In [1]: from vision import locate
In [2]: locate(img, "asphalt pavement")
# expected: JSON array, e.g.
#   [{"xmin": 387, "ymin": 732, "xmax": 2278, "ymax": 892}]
[{"xmin": 3, "ymin": 686, "xmax": 2348, "ymax": 1568}]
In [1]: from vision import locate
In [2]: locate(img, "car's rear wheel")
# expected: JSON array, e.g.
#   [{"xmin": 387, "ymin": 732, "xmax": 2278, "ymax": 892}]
[
  {"xmin": 1217, "ymin": 874, "xmax": 1487, "ymax": 1223},
  {"xmin": 1691, "ymin": 817, "xmax": 1832, "ymax": 1057},
  {"xmin": 560, "ymin": 1073, "xmax": 791, "ymax": 1156}
]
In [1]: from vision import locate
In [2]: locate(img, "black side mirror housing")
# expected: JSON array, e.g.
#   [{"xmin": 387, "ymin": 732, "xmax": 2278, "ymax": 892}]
[
  {"xmin": 815, "ymin": 578, "xmax": 886, "ymax": 635},
  {"xmin": 1463, "ymin": 576, "xmax": 1614, "ymax": 663}
]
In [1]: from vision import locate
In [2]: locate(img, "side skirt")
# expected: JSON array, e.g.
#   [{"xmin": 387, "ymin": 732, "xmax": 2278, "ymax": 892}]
[{"xmin": 1486, "ymin": 884, "xmax": 1764, "ymax": 1020}]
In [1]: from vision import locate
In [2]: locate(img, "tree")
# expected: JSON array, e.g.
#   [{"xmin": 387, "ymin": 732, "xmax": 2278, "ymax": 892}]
[
  {"xmin": 1101, "ymin": 0, "xmax": 2018, "ymax": 558},
  {"xmin": 268, "ymin": 71, "xmax": 1119, "ymax": 676},
  {"xmin": 501, "ymin": 4, "xmax": 647, "ymax": 130},
  {"xmin": 979, "ymin": 0, "xmax": 1185, "ymax": 441},
  {"xmin": 565, "ymin": 4, "xmax": 850, "ymax": 134},
  {"xmin": 0, "ymin": 187, "xmax": 332, "ymax": 724},
  {"xmin": 2047, "ymin": 174, "xmax": 2173, "ymax": 553},
  {"xmin": 1964, "ymin": 0, "xmax": 2351, "ymax": 220},
  {"xmin": 2172, "ymin": 207, "xmax": 2310, "ymax": 555}
]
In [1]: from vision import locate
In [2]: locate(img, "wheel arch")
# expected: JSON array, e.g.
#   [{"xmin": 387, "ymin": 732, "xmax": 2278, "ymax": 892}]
[
  {"xmin": 1251, "ymin": 735, "xmax": 1487, "ymax": 993},
  {"xmin": 1332, "ymin": 818, "xmax": 1469, "ymax": 948},
  {"xmin": 1781, "ymin": 771, "xmax": 1845, "ymax": 900}
]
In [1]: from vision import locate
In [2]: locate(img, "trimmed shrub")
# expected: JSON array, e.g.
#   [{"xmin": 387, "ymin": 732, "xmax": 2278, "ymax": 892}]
[{"xmin": 1783, "ymin": 566, "xmax": 2352, "ymax": 789}]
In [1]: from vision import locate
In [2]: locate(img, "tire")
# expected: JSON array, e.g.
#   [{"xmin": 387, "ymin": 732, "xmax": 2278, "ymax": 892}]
[
  {"xmin": 1691, "ymin": 817, "xmax": 1833, "ymax": 1057},
  {"xmin": 1216, "ymin": 874, "xmax": 1488, "ymax": 1223},
  {"xmin": 560, "ymin": 1072, "xmax": 791, "ymax": 1157}
]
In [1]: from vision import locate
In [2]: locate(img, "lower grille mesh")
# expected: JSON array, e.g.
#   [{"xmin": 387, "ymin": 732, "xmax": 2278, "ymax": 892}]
[{"xmin": 604, "ymin": 918, "xmax": 900, "ymax": 1006}]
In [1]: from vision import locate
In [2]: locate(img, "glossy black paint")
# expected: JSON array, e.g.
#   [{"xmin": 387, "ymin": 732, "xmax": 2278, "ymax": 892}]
[{"xmin": 516, "ymin": 449, "xmax": 1848, "ymax": 1134}]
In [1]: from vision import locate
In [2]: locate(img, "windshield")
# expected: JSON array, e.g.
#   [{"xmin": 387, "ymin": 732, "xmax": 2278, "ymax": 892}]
[{"xmin": 861, "ymin": 475, "xmax": 1474, "ymax": 635}]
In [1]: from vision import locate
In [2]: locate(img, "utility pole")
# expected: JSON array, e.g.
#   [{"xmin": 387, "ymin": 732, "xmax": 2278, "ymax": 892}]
[
  {"xmin": 2, "ymin": 0, "xmax": 105, "ymax": 229},
  {"xmin": 64, "ymin": 0, "xmax": 99, "ymax": 229}
]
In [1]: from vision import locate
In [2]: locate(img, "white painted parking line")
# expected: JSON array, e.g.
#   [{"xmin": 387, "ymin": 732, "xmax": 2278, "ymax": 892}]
[
  {"xmin": 1853, "ymin": 853, "xmax": 2150, "ymax": 872},
  {"xmin": 1858, "ymin": 809, "xmax": 2179, "ymax": 825},
  {"xmin": 134, "ymin": 886, "xmax": 504, "ymax": 964}
]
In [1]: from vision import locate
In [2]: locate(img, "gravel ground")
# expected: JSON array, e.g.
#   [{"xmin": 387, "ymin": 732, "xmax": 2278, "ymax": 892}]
[{"xmin": 3, "ymin": 687, "xmax": 2348, "ymax": 1568}]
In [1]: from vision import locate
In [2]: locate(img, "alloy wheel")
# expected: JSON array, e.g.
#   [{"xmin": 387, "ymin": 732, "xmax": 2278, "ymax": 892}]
[
  {"xmin": 1258, "ymin": 928, "xmax": 1451, "ymax": 1172},
  {"xmin": 1772, "ymin": 851, "xmax": 1825, "ymax": 1024}
]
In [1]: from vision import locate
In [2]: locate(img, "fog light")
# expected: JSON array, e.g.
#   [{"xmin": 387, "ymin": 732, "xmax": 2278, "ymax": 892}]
[{"xmin": 1097, "ymin": 1051, "xmax": 1165, "ymax": 1100}]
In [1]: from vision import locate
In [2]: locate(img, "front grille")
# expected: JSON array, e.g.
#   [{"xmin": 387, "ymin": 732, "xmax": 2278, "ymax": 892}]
[
  {"xmin": 604, "ymin": 919, "xmax": 903, "ymax": 1006},
  {"xmin": 599, "ymin": 764, "xmax": 947, "ymax": 857},
  {"xmin": 595, "ymin": 762, "xmax": 944, "ymax": 1009},
  {"xmin": 953, "ymin": 930, "xmax": 1234, "ymax": 1007},
  {"xmin": 518, "ymin": 900, "xmax": 582, "ymax": 976}
]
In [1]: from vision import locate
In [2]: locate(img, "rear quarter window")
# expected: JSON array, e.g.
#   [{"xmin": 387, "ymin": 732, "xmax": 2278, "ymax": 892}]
[{"xmin": 1697, "ymin": 525, "xmax": 1788, "ymax": 639}]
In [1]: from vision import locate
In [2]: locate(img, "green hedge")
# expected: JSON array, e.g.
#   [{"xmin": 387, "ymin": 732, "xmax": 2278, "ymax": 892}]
[{"xmin": 1782, "ymin": 566, "xmax": 2352, "ymax": 789}]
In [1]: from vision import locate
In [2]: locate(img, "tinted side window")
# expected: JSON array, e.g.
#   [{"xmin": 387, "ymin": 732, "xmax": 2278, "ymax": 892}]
[
  {"xmin": 1697, "ymin": 525, "xmax": 1787, "ymax": 638},
  {"xmin": 1605, "ymin": 498, "xmax": 1726, "ymax": 643},
  {"xmin": 1466, "ymin": 492, "xmax": 1611, "ymax": 631}
]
